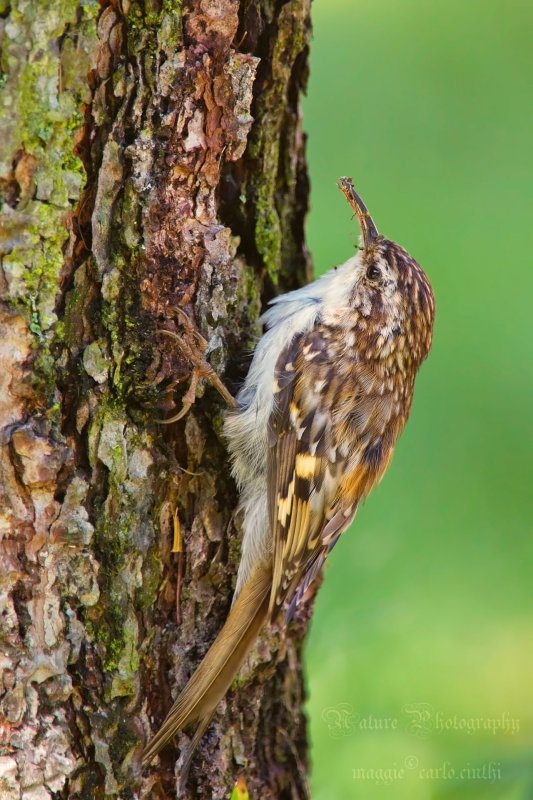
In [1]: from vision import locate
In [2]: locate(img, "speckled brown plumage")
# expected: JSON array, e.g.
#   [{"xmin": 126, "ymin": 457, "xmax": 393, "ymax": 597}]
[
  {"xmin": 142, "ymin": 178, "xmax": 435, "ymax": 773},
  {"xmin": 268, "ymin": 217, "xmax": 434, "ymax": 618}
]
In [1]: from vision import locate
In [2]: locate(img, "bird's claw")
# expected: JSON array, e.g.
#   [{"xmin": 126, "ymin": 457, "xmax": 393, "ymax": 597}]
[{"xmin": 156, "ymin": 309, "xmax": 236, "ymax": 424}]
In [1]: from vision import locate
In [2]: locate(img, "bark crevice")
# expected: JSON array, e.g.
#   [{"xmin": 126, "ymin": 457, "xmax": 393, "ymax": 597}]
[{"xmin": 0, "ymin": 1, "xmax": 313, "ymax": 797}]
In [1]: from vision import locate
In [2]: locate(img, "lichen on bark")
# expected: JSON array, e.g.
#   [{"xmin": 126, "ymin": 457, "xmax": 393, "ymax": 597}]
[{"xmin": 0, "ymin": 0, "xmax": 312, "ymax": 798}]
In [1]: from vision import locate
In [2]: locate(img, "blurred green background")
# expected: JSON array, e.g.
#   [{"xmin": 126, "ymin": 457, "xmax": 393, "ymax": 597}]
[{"xmin": 302, "ymin": 0, "xmax": 533, "ymax": 798}]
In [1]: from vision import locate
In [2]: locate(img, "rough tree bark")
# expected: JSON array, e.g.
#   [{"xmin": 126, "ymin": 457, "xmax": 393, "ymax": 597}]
[{"xmin": 0, "ymin": 0, "xmax": 313, "ymax": 798}]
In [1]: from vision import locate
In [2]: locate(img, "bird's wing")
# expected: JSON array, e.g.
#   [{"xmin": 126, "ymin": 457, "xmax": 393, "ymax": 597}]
[{"xmin": 267, "ymin": 324, "xmax": 390, "ymax": 619}]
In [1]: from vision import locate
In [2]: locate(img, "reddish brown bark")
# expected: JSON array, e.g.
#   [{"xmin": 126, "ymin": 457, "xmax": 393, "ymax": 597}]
[{"xmin": 0, "ymin": 1, "xmax": 312, "ymax": 797}]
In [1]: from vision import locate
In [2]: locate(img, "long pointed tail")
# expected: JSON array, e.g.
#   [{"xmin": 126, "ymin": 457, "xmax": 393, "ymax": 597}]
[{"xmin": 142, "ymin": 560, "xmax": 272, "ymax": 765}]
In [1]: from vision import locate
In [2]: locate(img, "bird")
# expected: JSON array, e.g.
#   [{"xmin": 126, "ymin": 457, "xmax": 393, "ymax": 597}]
[{"xmin": 142, "ymin": 177, "xmax": 435, "ymax": 777}]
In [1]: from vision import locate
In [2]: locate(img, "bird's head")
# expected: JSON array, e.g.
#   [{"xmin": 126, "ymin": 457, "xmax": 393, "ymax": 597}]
[{"xmin": 338, "ymin": 177, "xmax": 435, "ymax": 370}]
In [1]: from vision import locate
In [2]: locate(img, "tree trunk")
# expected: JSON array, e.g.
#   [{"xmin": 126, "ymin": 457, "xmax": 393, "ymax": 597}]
[{"xmin": 0, "ymin": 1, "xmax": 312, "ymax": 798}]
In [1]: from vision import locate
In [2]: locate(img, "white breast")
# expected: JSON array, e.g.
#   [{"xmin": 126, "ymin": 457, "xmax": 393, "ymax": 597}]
[{"xmin": 223, "ymin": 253, "xmax": 362, "ymax": 594}]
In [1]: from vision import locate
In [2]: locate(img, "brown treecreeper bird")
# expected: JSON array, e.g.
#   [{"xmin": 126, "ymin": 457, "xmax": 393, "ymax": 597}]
[{"xmin": 142, "ymin": 178, "xmax": 435, "ymax": 779}]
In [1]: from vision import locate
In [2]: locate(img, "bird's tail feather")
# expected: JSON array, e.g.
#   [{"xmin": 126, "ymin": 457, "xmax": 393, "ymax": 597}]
[{"xmin": 142, "ymin": 560, "xmax": 272, "ymax": 765}]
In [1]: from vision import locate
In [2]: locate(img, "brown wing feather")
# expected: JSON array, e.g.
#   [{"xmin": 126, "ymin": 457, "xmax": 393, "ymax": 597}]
[
  {"xmin": 268, "ymin": 329, "xmax": 344, "ymax": 617},
  {"xmin": 267, "ymin": 324, "xmax": 402, "ymax": 619},
  {"xmin": 270, "ymin": 428, "xmax": 299, "ymax": 604}
]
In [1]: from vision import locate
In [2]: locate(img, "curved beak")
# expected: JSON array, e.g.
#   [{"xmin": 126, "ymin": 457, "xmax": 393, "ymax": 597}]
[{"xmin": 337, "ymin": 177, "xmax": 379, "ymax": 249}]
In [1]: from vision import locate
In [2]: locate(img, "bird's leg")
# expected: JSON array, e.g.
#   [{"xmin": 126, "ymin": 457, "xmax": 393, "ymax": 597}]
[{"xmin": 157, "ymin": 308, "xmax": 237, "ymax": 424}]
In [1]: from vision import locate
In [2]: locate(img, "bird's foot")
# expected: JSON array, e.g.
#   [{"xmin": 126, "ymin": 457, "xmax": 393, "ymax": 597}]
[{"xmin": 156, "ymin": 308, "xmax": 236, "ymax": 424}]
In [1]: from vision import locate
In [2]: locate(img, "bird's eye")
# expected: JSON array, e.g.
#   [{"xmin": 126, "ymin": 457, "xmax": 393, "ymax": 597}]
[{"xmin": 366, "ymin": 265, "xmax": 381, "ymax": 281}]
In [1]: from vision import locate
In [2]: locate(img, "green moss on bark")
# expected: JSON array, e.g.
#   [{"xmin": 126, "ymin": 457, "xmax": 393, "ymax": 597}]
[
  {"xmin": 0, "ymin": 0, "xmax": 99, "ymax": 412},
  {"xmin": 246, "ymin": 0, "xmax": 309, "ymax": 282},
  {"xmin": 0, "ymin": 0, "xmax": 97, "ymax": 318}
]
